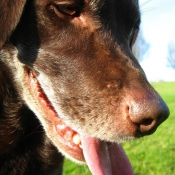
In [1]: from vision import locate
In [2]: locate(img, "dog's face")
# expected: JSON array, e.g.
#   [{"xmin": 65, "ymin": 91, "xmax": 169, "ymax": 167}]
[{"xmin": 0, "ymin": 0, "xmax": 169, "ymax": 174}]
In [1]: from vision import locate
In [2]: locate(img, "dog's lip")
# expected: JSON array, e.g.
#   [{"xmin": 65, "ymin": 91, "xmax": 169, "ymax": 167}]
[
  {"xmin": 26, "ymin": 69, "xmax": 85, "ymax": 161},
  {"xmin": 26, "ymin": 69, "xmax": 134, "ymax": 175}
]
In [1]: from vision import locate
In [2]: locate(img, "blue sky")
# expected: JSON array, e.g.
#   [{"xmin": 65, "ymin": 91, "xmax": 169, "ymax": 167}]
[{"xmin": 138, "ymin": 0, "xmax": 175, "ymax": 82}]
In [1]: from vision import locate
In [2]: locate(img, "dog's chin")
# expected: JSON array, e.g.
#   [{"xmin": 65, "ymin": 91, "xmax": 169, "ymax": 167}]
[{"xmin": 25, "ymin": 69, "xmax": 134, "ymax": 175}]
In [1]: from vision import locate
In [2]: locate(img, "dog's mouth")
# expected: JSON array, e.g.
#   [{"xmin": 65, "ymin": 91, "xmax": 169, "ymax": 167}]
[{"xmin": 26, "ymin": 69, "xmax": 133, "ymax": 175}]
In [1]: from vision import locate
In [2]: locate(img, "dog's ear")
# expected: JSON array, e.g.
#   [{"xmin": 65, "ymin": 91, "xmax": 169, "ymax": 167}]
[{"xmin": 0, "ymin": 0, "xmax": 26, "ymax": 49}]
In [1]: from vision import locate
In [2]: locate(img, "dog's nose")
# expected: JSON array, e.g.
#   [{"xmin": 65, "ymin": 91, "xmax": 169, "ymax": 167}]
[{"xmin": 127, "ymin": 90, "xmax": 169, "ymax": 136}]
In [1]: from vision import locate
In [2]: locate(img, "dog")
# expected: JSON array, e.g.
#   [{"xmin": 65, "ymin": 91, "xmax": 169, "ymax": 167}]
[{"xmin": 0, "ymin": 0, "xmax": 169, "ymax": 175}]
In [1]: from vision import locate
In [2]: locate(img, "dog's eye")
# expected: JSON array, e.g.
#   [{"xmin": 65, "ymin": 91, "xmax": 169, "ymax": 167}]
[{"xmin": 55, "ymin": 5, "xmax": 80, "ymax": 16}]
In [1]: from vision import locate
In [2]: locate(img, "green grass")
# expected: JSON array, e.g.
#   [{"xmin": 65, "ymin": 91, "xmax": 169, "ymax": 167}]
[{"xmin": 63, "ymin": 82, "xmax": 175, "ymax": 175}]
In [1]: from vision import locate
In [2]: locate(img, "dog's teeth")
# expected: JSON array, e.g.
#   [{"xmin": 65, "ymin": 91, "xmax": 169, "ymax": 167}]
[{"xmin": 73, "ymin": 134, "xmax": 81, "ymax": 146}]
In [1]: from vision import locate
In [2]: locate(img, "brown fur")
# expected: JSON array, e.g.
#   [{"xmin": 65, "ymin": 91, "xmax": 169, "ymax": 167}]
[
  {"xmin": 0, "ymin": 0, "xmax": 169, "ymax": 175},
  {"xmin": 0, "ymin": 0, "xmax": 26, "ymax": 49}
]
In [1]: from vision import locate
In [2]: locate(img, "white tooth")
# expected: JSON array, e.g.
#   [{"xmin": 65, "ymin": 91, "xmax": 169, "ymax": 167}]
[{"xmin": 73, "ymin": 134, "xmax": 81, "ymax": 145}]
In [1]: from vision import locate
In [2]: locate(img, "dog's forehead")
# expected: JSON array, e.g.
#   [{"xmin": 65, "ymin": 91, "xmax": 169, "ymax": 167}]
[
  {"xmin": 90, "ymin": 0, "xmax": 138, "ymax": 9},
  {"xmin": 40, "ymin": 0, "xmax": 138, "ymax": 8},
  {"xmin": 86, "ymin": 0, "xmax": 140, "ymax": 28},
  {"xmin": 37, "ymin": 0, "xmax": 140, "ymax": 20},
  {"xmin": 87, "ymin": 0, "xmax": 139, "ymax": 6}
]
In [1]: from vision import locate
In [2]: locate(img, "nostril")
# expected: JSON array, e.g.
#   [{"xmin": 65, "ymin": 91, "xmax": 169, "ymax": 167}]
[
  {"xmin": 141, "ymin": 118, "xmax": 154, "ymax": 126},
  {"xmin": 139, "ymin": 118, "xmax": 157, "ymax": 135},
  {"xmin": 129, "ymin": 115, "xmax": 156, "ymax": 135},
  {"xmin": 127, "ymin": 101, "xmax": 164, "ymax": 136}
]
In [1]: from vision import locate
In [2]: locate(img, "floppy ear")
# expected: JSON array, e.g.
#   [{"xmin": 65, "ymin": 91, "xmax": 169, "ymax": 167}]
[{"xmin": 0, "ymin": 0, "xmax": 26, "ymax": 49}]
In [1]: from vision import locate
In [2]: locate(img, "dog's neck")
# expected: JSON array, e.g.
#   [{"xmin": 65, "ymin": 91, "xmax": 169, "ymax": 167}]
[
  {"xmin": 0, "ymin": 60, "xmax": 23, "ymax": 154},
  {"xmin": 0, "ymin": 57, "xmax": 64, "ymax": 175}
]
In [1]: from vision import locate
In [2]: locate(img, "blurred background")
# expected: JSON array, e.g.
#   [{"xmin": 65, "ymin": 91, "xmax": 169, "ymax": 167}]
[{"xmin": 135, "ymin": 0, "xmax": 175, "ymax": 82}]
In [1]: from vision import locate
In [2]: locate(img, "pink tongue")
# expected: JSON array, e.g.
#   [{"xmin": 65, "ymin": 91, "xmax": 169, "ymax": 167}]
[{"xmin": 80, "ymin": 136, "xmax": 134, "ymax": 175}]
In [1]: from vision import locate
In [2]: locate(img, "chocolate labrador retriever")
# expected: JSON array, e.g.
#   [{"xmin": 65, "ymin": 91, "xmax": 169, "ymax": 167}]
[{"xmin": 0, "ymin": 0, "xmax": 169, "ymax": 175}]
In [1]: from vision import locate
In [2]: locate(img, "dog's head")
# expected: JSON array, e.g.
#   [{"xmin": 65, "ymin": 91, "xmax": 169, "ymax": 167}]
[{"xmin": 0, "ymin": 0, "xmax": 169, "ymax": 174}]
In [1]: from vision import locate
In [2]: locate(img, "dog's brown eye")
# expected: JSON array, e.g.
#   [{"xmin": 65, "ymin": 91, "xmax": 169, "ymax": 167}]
[{"xmin": 56, "ymin": 5, "xmax": 79, "ymax": 16}]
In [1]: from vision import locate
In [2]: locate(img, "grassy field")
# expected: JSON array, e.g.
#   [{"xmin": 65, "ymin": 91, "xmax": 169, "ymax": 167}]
[{"xmin": 63, "ymin": 82, "xmax": 175, "ymax": 175}]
